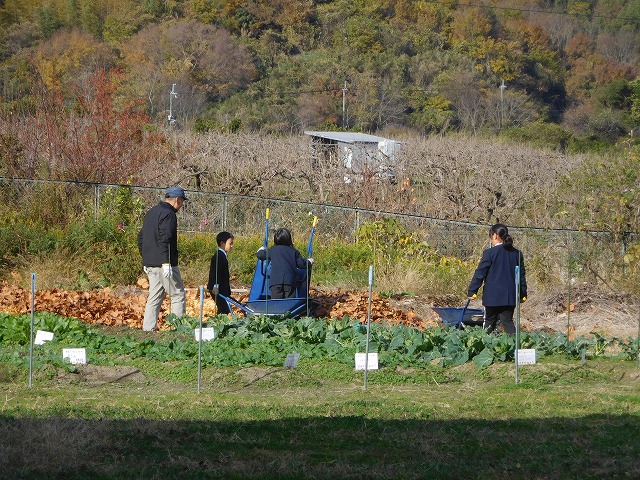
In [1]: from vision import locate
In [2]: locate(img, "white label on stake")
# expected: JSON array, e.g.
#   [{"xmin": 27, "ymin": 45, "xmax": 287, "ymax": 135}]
[
  {"xmin": 284, "ymin": 353, "xmax": 300, "ymax": 369},
  {"xmin": 35, "ymin": 330, "xmax": 54, "ymax": 345},
  {"xmin": 62, "ymin": 348, "xmax": 87, "ymax": 365},
  {"xmin": 355, "ymin": 353, "xmax": 379, "ymax": 370},
  {"xmin": 194, "ymin": 327, "xmax": 216, "ymax": 342},
  {"xmin": 517, "ymin": 348, "xmax": 537, "ymax": 365}
]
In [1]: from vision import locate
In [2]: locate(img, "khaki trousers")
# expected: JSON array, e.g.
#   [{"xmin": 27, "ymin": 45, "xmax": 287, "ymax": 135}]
[{"xmin": 143, "ymin": 266, "xmax": 186, "ymax": 331}]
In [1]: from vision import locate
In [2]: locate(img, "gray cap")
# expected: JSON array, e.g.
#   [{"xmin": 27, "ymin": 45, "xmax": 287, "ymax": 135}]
[{"xmin": 165, "ymin": 186, "xmax": 188, "ymax": 200}]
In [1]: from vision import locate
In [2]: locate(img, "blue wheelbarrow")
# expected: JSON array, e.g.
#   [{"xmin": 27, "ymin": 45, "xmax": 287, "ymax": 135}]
[
  {"xmin": 218, "ymin": 209, "xmax": 317, "ymax": 319},
  {"xmin": 432, "ymin": 299, "xmax": 484, "ymax": 328}
]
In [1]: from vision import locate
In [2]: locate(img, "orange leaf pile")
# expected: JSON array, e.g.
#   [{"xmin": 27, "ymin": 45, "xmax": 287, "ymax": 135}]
[
  {"xmin": 0, "ymin": 283, "xmax": 432, "ymax": 331},
  {"xmin": 312, "ymin": 289, "xmax": 439, "ymax": 329}
]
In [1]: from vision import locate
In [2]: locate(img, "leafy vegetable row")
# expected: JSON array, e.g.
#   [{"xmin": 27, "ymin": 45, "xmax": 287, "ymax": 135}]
[{"xmin": 1, "ymin": 313, "xmax": 637, "ymax": 371}]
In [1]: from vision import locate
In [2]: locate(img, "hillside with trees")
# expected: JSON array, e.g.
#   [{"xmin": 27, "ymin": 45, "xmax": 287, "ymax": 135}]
[{"xmin": 1, "ymin": 0, "xmax": 639, "ymax": 146}]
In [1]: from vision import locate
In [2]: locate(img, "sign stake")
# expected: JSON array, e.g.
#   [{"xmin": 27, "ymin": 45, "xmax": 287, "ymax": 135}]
[
  {"xmin": 29, "ymin": 273, "xmax": 36, "ymax": 388},
  {"xmin": 197, "ymin": 285, "xmax": 204, "ymax": 394},
  {"xmin": 364, "ymin": 265, "xmax": 373, "ymax": 390},
  {"xmin": 515, "ymin": 265, "xmax": 521, "ymax": 385}
]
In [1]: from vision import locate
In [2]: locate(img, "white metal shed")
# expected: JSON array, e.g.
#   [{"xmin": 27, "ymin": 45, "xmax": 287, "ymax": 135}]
[{"xmin": 304, "ymin": 131, "xmax": 401, "ymax": 181}]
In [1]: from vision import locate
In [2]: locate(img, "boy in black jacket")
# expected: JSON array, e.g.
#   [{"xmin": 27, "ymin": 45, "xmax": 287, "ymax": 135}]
[{"xmin": 207, "ymin": 231, "xmax": 234, "ymax": 315}]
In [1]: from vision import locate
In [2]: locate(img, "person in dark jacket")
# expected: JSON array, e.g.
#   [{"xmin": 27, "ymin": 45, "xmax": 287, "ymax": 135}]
[
  {"xmin": 137, "ymin": 186, "xmax": 188, "ymax": 331},
  {"xmin": 467, "ymin": 223, "xmax": 527, "ymax": 334},
  {"xmin": 207, "ymin": 231, "xmax": 234, "ymax": 315},
  {"xmin": 256, "ymin": 227, "xmax": 313, "ymax": 299}
]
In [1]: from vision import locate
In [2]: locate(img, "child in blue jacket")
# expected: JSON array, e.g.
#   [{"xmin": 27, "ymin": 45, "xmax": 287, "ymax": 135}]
[{"xmin": 256, "ymin": 227, "xmax": 314, "ymax": 299}]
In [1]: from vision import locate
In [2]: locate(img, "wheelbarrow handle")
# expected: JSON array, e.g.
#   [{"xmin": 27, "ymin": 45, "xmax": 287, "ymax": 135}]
[{"xmin": 459, "ymin": 298, "xmax": 471, "ymax": 325}]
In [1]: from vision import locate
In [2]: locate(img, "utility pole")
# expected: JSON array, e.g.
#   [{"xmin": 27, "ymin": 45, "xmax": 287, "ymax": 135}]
[
  {"xmin": 168, "ymin": 83, "xmax": 178, "ymax": 126},
  {"xmin": 342, "ymin": 81, "xmax": 348, "ymax": 129},
  {"xmin": 499, "ymin": 79, "xmax": 506, "ymax": 129}
]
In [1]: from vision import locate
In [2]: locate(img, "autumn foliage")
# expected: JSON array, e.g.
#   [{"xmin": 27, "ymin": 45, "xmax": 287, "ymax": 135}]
[
  {"xmin": 1, "ymin": 1, "xmax": 639, "ymax": 143},
  {"xmin": 1, "ymin": 69, "xmax": 164, "ymax": 183}
]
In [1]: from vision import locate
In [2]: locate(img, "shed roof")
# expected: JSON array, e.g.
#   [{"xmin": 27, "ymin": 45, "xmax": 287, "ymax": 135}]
[{"xmin": 304, "ymin": 131, "xmax": 389, "ymax": 144}]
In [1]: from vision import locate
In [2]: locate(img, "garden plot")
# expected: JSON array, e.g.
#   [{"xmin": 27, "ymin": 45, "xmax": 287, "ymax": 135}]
[{"xmin": 0, "ymin": 282, "xmax": 637, "ymax": 339}]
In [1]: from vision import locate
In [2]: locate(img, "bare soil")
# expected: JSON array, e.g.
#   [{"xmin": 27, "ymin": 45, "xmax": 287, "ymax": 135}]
[
  {"xmin": 388, "ymin": 284, "xmax": 640, "ymax": 339},
  {"xmin": 55, "ymin": 365, "xmax": 146, "ymax": 385}
]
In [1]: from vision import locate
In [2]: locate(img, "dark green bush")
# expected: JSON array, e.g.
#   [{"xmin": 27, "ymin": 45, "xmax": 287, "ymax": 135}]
[
  {"xmin": 499, "ymin": 121, "xmax": 572, "ymax": 151},
  {"xmin": 59, "ymin": 219, "xmax": 140, "ymax": 286}
]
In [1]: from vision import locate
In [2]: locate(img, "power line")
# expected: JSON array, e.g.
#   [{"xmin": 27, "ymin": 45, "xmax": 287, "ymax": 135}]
[
  {"xmin": 430, "ymin": 1, "xmax": 640, "ymax": 24},
  {"xmin": 265, "ymin": 87, "xmax": 343, "ymax": 96}
]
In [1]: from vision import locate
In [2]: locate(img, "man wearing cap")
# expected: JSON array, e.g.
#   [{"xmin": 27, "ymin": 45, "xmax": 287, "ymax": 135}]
[{"xmin": 137, "ymin": 186, "xmax": 188, "ymax": 331}]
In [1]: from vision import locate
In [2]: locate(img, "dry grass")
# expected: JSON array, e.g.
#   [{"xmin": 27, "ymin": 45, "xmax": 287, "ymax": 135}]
[
  {"xmin": 373, "ymin": 263, "xmax": 427, "ymax": 294},
  {"xmin": 0, "ymin": 416, "xmax": 116, "ymax": 474},
  {"xmin": 12, "ymin": 251, "xmax": 104, "ymax": 290}
]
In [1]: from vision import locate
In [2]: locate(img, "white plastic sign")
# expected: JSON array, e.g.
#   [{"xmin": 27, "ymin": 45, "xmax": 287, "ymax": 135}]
[
  {"xmin": 355, "ymin": 353, "xmax": 379, "ymax": 370},
  {"xmin": 194, "ymin": 327, "xmax": 216, "ymax": 342},
  {"xmin": 62, "ymin": 348, "xmax": 87, "ymax": 365},
  {"xmin": 517, "ymin": 349, "xmax": 537, "ymax": 365},
  {"xmin": 35, "ymin": 330, "xmax": 54, "ymax": 345},
  {"xmin": 284, "ymin": 353, "xmax": 300, "ymax": 369}
]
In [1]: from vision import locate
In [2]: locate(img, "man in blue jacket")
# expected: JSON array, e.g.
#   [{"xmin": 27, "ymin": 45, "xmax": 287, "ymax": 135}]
[
  {"xmin": 468, "ymin": 224, "xmax": 527, "ymax": 334},
  {"xmin": 138, "ymin": 186, "xmax": 188, "ymax": 331}
]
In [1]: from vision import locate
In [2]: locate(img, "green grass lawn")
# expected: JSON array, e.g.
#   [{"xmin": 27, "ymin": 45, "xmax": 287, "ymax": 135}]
[{"xmin": 2, "ymin": 355, "xmax": 639, "ymax": 480}]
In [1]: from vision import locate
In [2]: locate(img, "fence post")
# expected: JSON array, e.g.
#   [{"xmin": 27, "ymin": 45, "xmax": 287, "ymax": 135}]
[
  {"xmin": 94, "ymin": 184, "xmax": 100, "ymax": 222},
  {"xmin": 222, "ymin": 194, "xmax": 228, "ymax": 231}
]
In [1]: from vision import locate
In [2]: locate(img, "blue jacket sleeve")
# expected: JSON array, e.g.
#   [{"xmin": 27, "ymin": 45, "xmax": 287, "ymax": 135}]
[
  {"xmin": 467, "ymin": 249, "xmax": 491, "ymax": 296},
  {"xmin": 294, "ymin": 249, "xmax": 310, "ymax": 269}
]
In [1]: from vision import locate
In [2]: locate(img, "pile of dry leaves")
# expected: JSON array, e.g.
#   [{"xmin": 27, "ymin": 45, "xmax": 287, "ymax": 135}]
[
  {"xmin": 0, "ymin": 281, "xmax": 440, "ymax": 331},
  {"xmin": 3, "ymin": 280, "xmax": 636, "ymax": 338}
]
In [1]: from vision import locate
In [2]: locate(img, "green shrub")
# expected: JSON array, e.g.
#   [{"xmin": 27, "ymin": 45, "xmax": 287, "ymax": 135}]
[
  {"xmin": 313, "ymin": 240, "xmax": 373, "ymax": 286},
  {"xmin": 357, "ymin": 218, "xmax": 435, "ymax": 262},
  {"xmin": 500, "ymin": 121, "xmax": 572, "ymax": 151},
  {"xmin": 420, "ymin": 258, "xmax": 475, "ymax": 296},
  {"xmin": 352, "ymin": 219, "xmax": 473, "ymax": 294},
  {"xmin": 566, "ymin": 135, "xmax": 612, "ymax": 153},
  {"xmin": 96, "ymin": 185, "xmax": 146, "ymax": 228},
  {"xmin": 59, "ymin": 219, "xmax": 140, "ymax": 286},
  {"xmin": 0, "ymin": 215, "xmax": 59, "ymax": 258},
  {"xmin": 178, "ymin": 232, "xmax": 218, "ymax": 265}
]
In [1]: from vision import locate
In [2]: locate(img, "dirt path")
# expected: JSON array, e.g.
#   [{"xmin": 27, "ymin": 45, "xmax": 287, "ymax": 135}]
[{"xmin": 388, "ymin": 288, "xmax": 640, "ymax": 339}]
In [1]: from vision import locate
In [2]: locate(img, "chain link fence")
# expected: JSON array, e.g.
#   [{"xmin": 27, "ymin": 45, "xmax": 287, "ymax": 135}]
[{"xmin": 1, "ymin": 177, "xmax": 637, "ymax": 289}]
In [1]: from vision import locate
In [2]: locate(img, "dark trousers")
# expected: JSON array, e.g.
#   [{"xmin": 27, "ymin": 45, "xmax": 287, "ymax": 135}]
[
  {"xmin": 483, "ymin": 306, "xmax": 516, "ymax": 334},
  {"xmin": 270, "ymin": 284, "xmax": 295, "ymax": 299},
  {"xmin": 211, "ymin": 293, "xmax": 231, "ymax": 315}
]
